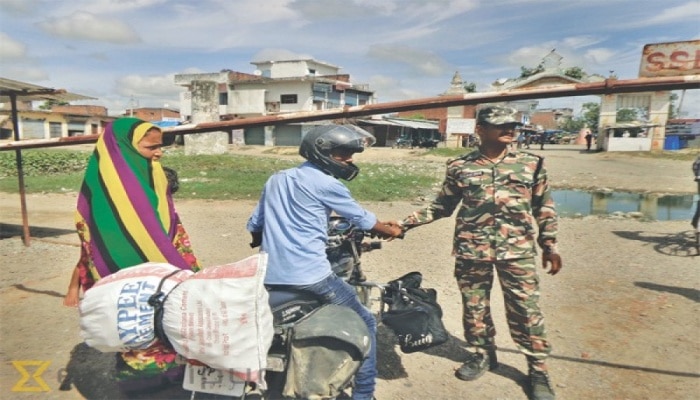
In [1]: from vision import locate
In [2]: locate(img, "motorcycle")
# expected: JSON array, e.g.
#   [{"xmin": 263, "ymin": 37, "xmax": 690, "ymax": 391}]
[
  {"xmin": 392, "ymin": 136, "xmax": 413, "ymax": 149},
  {"xmin": 184, "ymin": 216, "xmax": 386, "ymax": 399},
  {"xmin": 263, "ymin": 216, "xmax": 384, "ymax": 399}
]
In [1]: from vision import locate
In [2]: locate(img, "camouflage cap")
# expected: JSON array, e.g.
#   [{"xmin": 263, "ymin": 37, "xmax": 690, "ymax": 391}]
[{"xmin": 477, "ymin": 105, "xmax": 523, "ymax": 126}]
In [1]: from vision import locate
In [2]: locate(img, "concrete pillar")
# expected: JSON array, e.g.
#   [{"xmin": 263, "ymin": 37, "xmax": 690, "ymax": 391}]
[
  {"xmin": 264, "ymin": 126, "xmax": 275, "ymax": 146},
  {"xmin": 185, "ymin": 80, "xmax": 228, "ymax": 156},
  {"xmin": 648, "ymin": 91, "xmax": 670, "ymax": 150},
  {"xmin": 598, "ymin": 94, "xmax": 617, "ymax": 151}
]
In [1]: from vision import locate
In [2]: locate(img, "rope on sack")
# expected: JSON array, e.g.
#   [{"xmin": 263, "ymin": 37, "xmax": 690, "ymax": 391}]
[{"xmin": 147, "ymin": 269, "xmax": 184, "ymax": 350}]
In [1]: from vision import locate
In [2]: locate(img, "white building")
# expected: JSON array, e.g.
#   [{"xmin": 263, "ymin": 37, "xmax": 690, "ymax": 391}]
[{"xmin": 175, "ymin": 58, "xmax": 375, "ymax": 146}]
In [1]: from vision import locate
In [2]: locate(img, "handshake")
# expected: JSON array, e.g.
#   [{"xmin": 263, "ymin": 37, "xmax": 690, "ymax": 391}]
[{"xmin": 371, "ymin": 220, "xmax": 406, "ymax": 240}]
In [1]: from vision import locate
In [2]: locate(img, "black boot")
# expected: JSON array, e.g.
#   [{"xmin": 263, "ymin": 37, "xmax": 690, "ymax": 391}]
[
  {"xmin": 529, "ymin": 367, "xmax": 555, "ymax": 400},
  {"xmin": 455, "ymin": 349, "xmax": 498, "ymax": 381}
]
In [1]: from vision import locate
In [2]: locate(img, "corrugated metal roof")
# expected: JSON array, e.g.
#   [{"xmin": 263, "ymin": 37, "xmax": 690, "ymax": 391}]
[
  {"xmin": 0, "ymin": 77, "xmax": 95, "ymax": 103},
  {"xmin": 358, "ymin": 119, "xmax": 398, "ymax": 126},
  {"xmin": 605, "ymin": 122, "xmax": 658, "ymax": 129},
  {"xmin": 385, "ymin": 118, "xmax": 439, "ymax": 129},
  {"xmin": 359, "ymin": 118, "xmax": 438, "ymax": 129}
]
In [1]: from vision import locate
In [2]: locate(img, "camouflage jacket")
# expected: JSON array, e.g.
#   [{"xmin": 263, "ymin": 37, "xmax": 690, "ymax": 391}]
[{"xmin": 402, "ymin": 149, "xmax": 559, "ymax": 261}]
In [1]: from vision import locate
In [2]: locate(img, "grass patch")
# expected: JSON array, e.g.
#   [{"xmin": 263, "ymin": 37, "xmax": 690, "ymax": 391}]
[
  {"xmin": 608, "ymin": 149, "xmax": 700, "ymax": 161},
  {"xmin": 423, "ymin": 147, "xmax": 474, "ymax": 159},
  {"xmin": 0, "ymin": 148, "xmax": 443, "ymax": 202}
]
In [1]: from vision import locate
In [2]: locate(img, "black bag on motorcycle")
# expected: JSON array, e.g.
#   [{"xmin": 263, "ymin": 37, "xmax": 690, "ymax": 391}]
[
  {"xmin": 283, "ymin": 304, "xmax": 371, "ymax": 399},
  {"xmin": 381, "ymin": 272, "xmax": 449, "ymax": 353}
]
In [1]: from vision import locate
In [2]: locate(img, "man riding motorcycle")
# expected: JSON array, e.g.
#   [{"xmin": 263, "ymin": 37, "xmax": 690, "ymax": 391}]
[{"xmin": 246, "ymin": 124, "xmax": 403, "ymax": 400}]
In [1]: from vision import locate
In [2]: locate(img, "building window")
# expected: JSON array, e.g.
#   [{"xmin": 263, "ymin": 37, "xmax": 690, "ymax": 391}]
[
  {"xmin": 280, "ymin": 94, "xmax": 298, "ymax": 104},
  {"xmin": 49, "ymin": 122, "xmax": 62, "ymax": 138}
]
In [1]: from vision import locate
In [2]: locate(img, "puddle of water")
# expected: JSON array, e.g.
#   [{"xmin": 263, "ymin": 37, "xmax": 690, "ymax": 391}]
[{"xmin": 552, "ymin": 190, "xmax": 698, "ymax": 221}]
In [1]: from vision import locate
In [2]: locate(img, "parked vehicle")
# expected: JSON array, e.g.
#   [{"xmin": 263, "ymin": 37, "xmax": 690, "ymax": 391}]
[
  {"xmin": 392, "ymin": 136, "xmax": 413, "ymax": 149},
  {"xmin": 417, "ymin": 138, "xmax": 440, "ymax": 148}
]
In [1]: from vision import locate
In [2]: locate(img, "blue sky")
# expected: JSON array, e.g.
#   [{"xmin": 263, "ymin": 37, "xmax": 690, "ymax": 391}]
[{"xmin": 1, "ymin": 0, "xmax": 698, "ymax": 118}]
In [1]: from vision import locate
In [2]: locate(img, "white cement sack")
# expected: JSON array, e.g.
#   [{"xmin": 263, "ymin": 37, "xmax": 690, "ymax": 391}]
[
  {"xmin": 162, "ymin": 253, "xmax": 273, "ymax": 376},
  {"xmin": 79, "ymin": 262, "xmax": 193, "ymax": 352}
]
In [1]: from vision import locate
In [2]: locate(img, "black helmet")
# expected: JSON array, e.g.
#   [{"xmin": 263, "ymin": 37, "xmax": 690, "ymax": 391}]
[{"xmin": 299, "ymin": 124, "xmax": 376, "ymax": 181}]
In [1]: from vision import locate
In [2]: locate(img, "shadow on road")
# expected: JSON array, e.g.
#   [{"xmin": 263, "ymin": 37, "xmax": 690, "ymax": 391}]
[
  {"xmin": 11, "ymin": 283, "xmax": 64, "ymax": 298},
  {"xmin": 61, "ymin": 343, "xmax": 193, "ymax": 400},
  {"xmin": 498, "ymin": 347, "xmax": 700, "ymax": 378},
  {"xmin": 0, "ymin": 223, "xmax": 74, "ymax": 239},
  {"xmin": 634, "ymin": 281, "xmax": 700, "ymax": 303},
  {"xmin": 376, "ymin": 325, "xmax": 408, "ymax": 380},
  {"xmin": 611, "ymin": 229, "xmax": 699, "ymax": 257}
]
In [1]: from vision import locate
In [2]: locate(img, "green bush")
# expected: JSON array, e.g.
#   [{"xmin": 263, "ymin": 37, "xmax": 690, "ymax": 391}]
[{"xmin": 0, "ymin": 150, "xmax": 90, "ymax": 177}]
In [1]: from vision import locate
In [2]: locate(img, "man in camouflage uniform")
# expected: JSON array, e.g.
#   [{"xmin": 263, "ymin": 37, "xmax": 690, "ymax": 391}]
[{"xmin": 397, "ymin": 105, "xmax": 562, "ymax": 400}]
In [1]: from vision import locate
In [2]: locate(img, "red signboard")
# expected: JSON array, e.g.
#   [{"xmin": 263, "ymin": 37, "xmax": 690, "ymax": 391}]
[{"xmin": 639, "ymin": 40, "xmax": 700, "ymax": 77}]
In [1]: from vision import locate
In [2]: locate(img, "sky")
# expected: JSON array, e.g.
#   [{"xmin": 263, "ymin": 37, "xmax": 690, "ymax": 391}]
[{"xmin": 1, "ymin": 0, "xmax": 698, "ymax": 118}]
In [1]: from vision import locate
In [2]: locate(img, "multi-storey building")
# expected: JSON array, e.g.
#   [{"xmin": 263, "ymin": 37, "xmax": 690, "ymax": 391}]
[
  {"xmin": 175, "ymin": 58, "xmax": 375, "ymax": 146},
  {"xmin": 0, "ymin": 104, "xmax": 114, "ymax": 141}
]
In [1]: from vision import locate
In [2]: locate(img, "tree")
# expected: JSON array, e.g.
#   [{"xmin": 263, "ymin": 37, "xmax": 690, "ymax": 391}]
[
  {"xmin": 563, "ymin": 66, "xmax": 585, "ymax": 80},
  {"xmin": 581, "ymin": 102, "xmax": 600, "ymax": 133},
  {"xmin": 520, "ymin": 64, "xmax": 544, "ymax": 79},
  {"xmin": 463, "ymin": 82, "xmax": 477, "ymax": 93},
  {"xmin": 38, "ymin": 99, "xmax": 69, "ymax": 110},
  {"xmin": 668, "ymin": 92, "xmax": 679, "ymax": 120},
  {"xmin": 616, "ymin": 108, "xmax": 638, "ymax": 122},
  {"xmin": 559, "ymin": 116, "xmax": 585, "ymax": 133}
]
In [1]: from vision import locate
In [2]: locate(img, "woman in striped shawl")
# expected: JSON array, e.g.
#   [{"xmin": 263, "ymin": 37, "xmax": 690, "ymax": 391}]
[{"xmin": 63, "ymin": 117, "xmax": 200, "ymax": 390}]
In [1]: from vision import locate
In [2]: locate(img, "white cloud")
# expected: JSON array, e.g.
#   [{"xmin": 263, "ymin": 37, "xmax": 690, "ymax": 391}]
[
  {"xmin": 399, "ymin": 0, "xmax": 479, "ymax": 24},
  {"xmin": 562, "ymin": 35, "xmax": 606, "ymax": 50},
  {"xmin": 37, "ymin": 11, "xmax": 141, "ymax": 44},
  {"xmin": 639, "ymin": 1, "xmax": 700, "ymax": 26},
  {"xmin": 583, "ymin": 48, "xmax": 616, "ymax": 65},
  {"xmin": 116, "ymin": 73, "xmax": 182, "ymax": 98},
  {"xmin": 49, "ymin": 0, "xmax": 168, "ymax": 15},
  {"xmin": 0, "ymin": 65, "xmax": 49, "ymax": 82},
  {"xmin": 0, "ymin": 0, "xmax": 42, "ymax": 15},
  {"xmin": 507, "ymin": 43, "xmax": 560, "ymax": 68},
  {"xmin": 251, "ymin": 49, "xmax": 315, "ymax": 63},
  {"xmin": 0, "ymin": 33, "xmax": 27, "ymax": 59},
  {"xmin": 367, "ymin": 45, "xmax": 451, "ymax": 76},
  {"xmin": 368, "ymin": 74, "xmax": 430, "ymax": 102}
]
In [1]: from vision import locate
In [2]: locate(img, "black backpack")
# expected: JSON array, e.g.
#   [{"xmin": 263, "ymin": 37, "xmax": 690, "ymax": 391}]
[{"xmin": 380, "ymin": 272, "xmax": 448, "ymax": 353}]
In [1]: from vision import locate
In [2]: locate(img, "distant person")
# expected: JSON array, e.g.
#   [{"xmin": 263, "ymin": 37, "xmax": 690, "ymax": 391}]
[
  {"xmin": 62, "ymin": 117, "xmax": 201, "ymax": 393},
  {"xmin": 692, "ymin": 156, "xmax": 700, "ymax": 253},
  {"xmin": 390, "ymin": 105, "xmax": 562, "ymax": 400},
  {"xmin": 585, "ymin": 132, "xmax": 593, "ymax": 151}
]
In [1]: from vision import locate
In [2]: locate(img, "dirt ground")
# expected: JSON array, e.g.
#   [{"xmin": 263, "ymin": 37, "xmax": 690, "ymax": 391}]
[{"xmin": 1, "ymin": 144, "xmax": 699, "ymax": 400}]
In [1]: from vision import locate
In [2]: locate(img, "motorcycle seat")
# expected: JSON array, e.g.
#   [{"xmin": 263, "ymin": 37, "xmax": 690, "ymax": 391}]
[{"xmin": 266, "ymin": 285, "xmax": 322, "ymax": 325}]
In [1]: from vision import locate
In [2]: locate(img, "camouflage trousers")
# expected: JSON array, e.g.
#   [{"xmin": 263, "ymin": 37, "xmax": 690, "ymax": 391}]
[{"xmin": 454, "ymin": 257, "xmax": 551, "ymax": 368}]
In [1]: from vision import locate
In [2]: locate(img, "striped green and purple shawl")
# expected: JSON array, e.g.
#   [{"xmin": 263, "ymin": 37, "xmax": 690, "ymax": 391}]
[{"xmin": 76, "ymin": 118, "xmax": 191, "ymax": 279}]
